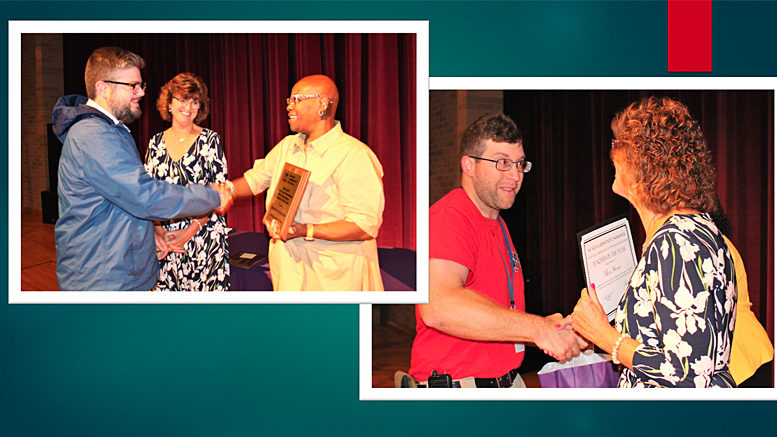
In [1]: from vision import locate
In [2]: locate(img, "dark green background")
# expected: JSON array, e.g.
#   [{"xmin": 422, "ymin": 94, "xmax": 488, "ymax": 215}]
[{"xmin": 3, "ymin": 2, "xmax": 775, "ymax": 436}]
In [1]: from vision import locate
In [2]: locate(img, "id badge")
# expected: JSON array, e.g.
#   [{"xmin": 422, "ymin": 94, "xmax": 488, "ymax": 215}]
[{"xmin": 512, "ymin": 252, "xmax": 521, "ymax": 272}]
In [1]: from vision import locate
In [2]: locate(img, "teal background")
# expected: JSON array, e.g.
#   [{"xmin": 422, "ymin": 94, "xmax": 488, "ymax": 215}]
[{"xmin": 3, "ymin": 1, "xmax": 776, "ymax": 436}]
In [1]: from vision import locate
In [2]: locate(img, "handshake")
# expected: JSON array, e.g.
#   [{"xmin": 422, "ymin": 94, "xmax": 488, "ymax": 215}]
[
  {"xmin": 535, "ymin": 312, "xmax": 591, "ymax": 364},
  {"xmin": 210, "ymin": 180, "xmax": 236, "ymax": 215},
  {"xmin": 539, "ymin": 284, "xmax": 611, "ymax": 363}
]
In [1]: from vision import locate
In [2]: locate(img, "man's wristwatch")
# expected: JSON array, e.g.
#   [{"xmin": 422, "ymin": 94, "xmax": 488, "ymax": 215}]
[{"xmin": 304, "ymin": 223, "xmax": 315, "ymax": 241}]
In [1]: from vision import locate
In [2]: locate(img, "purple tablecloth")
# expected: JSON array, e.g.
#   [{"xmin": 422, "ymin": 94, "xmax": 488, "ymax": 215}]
[
  {"xmin": 227, "ymin": 230, "xmax": 273, "ymax": 291},
  {"xmin": 227, "ymin": 230, "xmax": 416, "ymax": 291}
]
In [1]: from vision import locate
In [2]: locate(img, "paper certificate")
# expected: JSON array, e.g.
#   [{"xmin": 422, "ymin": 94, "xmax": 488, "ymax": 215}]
[
  {"xmin": 577, "ymin": 215, "xmax": 638, "ymax": 321},
  {"xmin": 263, "ymin": 163, "xmax": 311, "ymax": 235}
]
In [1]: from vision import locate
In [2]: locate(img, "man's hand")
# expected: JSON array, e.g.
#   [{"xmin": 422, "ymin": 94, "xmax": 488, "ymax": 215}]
[
  {"xmin": 556, "ymin": 314, "xmax": 591, "ymax": 351},
  {"xmin": 534, "ymin": 313, "xmax": 584, "ymax": 363},
  {"xmin": 211, "ymin": 182, "xmax": 234, "ymax": 215}
]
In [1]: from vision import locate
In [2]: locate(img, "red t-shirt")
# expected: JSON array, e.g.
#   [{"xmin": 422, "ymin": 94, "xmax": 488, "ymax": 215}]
[{"xmin": 410, "ymin": 188, "xmax": 526, "ymax": 381}]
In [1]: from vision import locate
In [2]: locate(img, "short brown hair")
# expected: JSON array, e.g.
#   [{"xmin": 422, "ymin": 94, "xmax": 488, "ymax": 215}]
[
  {"xmin": 84, "ymin": 47, "xmax": 145, "ymax": 100},
  {"xmin": 611, "ymin": 96, "xmax": 716, "ymax": 215},
  {"xmin": 461, "ymin": 113, "xmax": 523, "ymax": 157},
  {"xmin": 156, "ymin": 72, "xmax": 211, "ymax": 124}
]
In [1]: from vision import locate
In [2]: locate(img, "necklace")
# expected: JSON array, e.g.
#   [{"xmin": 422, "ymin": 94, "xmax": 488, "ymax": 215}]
[{"xmin": 168, "ymin": 127, "xmax": 194, "ymax": 143}]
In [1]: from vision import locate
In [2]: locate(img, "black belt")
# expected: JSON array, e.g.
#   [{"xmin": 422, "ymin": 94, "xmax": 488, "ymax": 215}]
[{"xmin": 418, "ymin": 368, "xmax": 520, "ymax": 388}]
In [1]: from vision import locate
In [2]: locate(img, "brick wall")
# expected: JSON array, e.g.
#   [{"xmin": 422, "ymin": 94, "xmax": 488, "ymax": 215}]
[
  {"xmin": 375, "ymin": 91, "xmax": 505, "ymax": 334},
  {"xmin": 428, "ymin": 90, "xmax": 457, "ymax": 205},
  {"xmin": 429, "ymin": 90, "xmax": 503, "ymax": 205},
  {"xmin": 21, "ymin": 34, "xmax": 63, "ymax": 211}
]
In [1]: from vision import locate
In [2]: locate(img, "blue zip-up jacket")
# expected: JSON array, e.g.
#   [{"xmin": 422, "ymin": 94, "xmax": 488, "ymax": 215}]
[{"xmin": 52, "ymin": 95, "xmax": 221, "ymax": 291}]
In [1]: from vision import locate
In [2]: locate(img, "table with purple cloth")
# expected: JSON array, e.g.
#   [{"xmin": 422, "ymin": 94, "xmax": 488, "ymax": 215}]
[{"xmin": 227, "ymin": 230, "xmax": 416, "ymax": 291}]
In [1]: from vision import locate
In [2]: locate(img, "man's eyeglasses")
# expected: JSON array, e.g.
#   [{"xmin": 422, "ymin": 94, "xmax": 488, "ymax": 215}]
[
  {"xmin": 469, "ymin": 156, "xmax": 533, "ymax": 173},
  {"xmin": 173, "ymin": 96, "xmax": 201, "ymax": 108},
  {"xmin": 104, "ymin": 80, "xmax": 147, "ymax": 94},
  {"xmin": 286, "ymin": 94, "xmax": 329, "ymax": 107}
]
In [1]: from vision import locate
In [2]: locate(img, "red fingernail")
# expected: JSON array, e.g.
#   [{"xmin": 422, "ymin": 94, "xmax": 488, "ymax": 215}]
[{"xmin": 555, "ymin": 324, "xmax": 561, "ymax": 329}]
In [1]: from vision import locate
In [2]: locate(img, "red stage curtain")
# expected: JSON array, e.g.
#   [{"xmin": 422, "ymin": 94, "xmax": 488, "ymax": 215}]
[
  {"xmin": 62, "ymin": 33, "xmax": 416, "ymax": 250},
  {"xmin": 503, "ymin": 90, "xmax": 773, "ymax": 340}
]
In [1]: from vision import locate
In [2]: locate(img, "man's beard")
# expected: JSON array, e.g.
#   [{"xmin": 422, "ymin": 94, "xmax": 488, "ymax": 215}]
[{"xmin": 110, "ymin": 97, "xmax": 142, "ymax": 125}]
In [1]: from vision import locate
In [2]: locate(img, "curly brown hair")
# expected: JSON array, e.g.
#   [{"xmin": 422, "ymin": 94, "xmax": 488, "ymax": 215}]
[
  {"xmin": 156, "ymin": 72, "xmax": 210, "ymax": 124},
  {"xmin": 610, "ymin": 96, "xmax": 716, "ymax": 215}
]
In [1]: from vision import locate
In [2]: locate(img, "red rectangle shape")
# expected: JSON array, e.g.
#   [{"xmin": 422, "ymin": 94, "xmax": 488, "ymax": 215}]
[{"xmin": 668, "ymin": 0, "xmax": 712, "ymax": 72}]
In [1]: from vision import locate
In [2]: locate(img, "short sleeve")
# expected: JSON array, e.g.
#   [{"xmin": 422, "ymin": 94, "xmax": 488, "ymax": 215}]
[
  {"xmin": 243, "ymin": 157, "xmax": 274, "ymax": 196},
  {"xmin": 429, "ymin": 202, "xmax": 478, "ymax": 273}
]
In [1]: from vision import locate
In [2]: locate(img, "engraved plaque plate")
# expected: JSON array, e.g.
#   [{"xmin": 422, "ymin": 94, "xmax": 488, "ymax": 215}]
[{"xmin": 263, "ymin": 162, "xmax": 311, "ymax": 235}]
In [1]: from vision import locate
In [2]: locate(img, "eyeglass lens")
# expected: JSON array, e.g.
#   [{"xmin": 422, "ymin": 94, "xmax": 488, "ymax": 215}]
[
  {"xmin": 174, "ymin": 97, "xmax": 200, "ymax": 108},
  {"xmin": 286, "ymin": 94, "xmax": 324, "ymax": 107},
  {"xmin": 496, "ymin": 159, "xmax": 531, "ymax": 172}
]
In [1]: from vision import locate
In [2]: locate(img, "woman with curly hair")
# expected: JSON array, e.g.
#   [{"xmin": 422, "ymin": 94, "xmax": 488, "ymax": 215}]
[
  {"xmin": 570, "ymin": 96, "xmax": 736, "ymax": 387},
  {"xmin": 145, "ymin": 72, "xmax": 230, "ymax": 291}
]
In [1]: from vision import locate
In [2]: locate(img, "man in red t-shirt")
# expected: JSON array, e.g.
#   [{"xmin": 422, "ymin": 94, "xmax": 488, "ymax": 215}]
[{"xmin": 408, "ymin": 113, "xmax": 585, "ymax": 388}]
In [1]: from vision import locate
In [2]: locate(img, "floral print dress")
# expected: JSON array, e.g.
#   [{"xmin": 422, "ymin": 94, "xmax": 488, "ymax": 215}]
[
  {"xmin": 144, "ymin": 128, "xmax": 230, "ymax": 291},
  {"xmin": 615, "ymin": 214, "xmax": 736, "ymax": 387}
]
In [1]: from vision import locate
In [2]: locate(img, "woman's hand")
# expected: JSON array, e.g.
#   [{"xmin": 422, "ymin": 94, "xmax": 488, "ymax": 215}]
[
  {"xmin": 154, "ymin": 230, "xmax": 170, "ymax": 260},
  {"xmin": 571, "ymin": 283, "xmax": 613, "ymax": 349},
  {"xmin": 163, "ymin": 223, "xmax": 201, "ymax": 252}
]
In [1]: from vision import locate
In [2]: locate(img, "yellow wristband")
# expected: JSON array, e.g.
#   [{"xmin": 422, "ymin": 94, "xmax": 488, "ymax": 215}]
[{"xmin": 304, "ymin": 223, "xmax": 315, "ymax": 241}]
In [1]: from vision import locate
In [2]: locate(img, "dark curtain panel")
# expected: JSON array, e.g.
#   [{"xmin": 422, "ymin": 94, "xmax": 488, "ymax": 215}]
[
  {"xmin": 62, "ymin": 33, "xmax": 416, "ymax": 250},
  {"xmin": 503, "ymin": 90, "xmax": 773, "ymax": 340}
]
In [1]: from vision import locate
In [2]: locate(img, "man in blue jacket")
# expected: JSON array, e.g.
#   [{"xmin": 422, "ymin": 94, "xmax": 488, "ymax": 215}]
[{"xmin": 52, "ymin": 47, "xmax": 229, "ymax": 291}]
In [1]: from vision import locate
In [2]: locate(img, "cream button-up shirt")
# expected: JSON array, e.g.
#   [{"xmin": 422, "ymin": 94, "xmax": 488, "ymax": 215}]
[{"xmin": 243, "ymin": 122, "xmax": 385, "ymax": 291}]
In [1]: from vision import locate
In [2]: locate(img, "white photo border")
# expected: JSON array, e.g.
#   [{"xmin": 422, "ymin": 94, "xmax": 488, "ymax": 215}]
[
  {"xmin": 361, "ymin": 76, "xmax": 777, "ymax": 400},
  {"xmin": 9, "ymin": 20, "xmax": 429, "ymax": 304}
]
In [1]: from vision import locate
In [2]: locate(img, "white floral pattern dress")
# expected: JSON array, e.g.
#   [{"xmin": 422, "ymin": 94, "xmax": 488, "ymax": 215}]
[
  {"xmin": 616, "ymin": 214, "xmax": 736, "ymax": 387},
  {"xmin": 144, "ymin": 128, "xmax": 230, "ymax": 291}
]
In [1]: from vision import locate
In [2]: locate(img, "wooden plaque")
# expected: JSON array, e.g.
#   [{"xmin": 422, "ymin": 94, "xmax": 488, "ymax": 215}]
[{"xmin": 263, "ymin": 162, "xmax": 311, "ymax": 236}]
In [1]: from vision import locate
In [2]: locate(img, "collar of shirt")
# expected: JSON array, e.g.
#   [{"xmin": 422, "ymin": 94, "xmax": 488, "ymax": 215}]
[
  {"xmin": 86, "ymin": 99, "xmax": 131, "ymax": 132},
  {"xmin": 293, "ymin": 120, "xmax": 344, "ymax": 157}
]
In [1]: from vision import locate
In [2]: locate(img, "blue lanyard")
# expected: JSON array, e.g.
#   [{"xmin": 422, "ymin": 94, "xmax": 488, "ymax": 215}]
[{"xmin": 498, "ymin": 217, "xmax": 516, "ymax": 309}]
